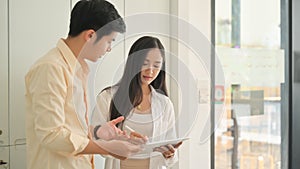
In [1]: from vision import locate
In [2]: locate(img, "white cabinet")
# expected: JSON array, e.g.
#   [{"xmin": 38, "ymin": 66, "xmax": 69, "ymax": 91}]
[
  {"xmin": 8, "ymin": 145, "xmax": 25, "ymax": 169},
  {"xmin": 0, "ymin": 147, "xmax": 9, "ymax": 169},
  {"xmin": 0, "ymin": 0, "xmax": 9, "ymax": 167},
  {"xmin": 7, "ymin": 0, "xmax": 71, "ymax": 168}
]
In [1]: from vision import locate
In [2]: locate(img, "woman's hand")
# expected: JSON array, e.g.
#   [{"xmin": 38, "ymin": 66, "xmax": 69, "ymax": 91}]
[
  {"xmin": 129, "ymin": 131, "xmax": 148, "ymax": 144},
  {"xmin": 153, "ymin": 141, "xmax": 182, "ymax": 159}
]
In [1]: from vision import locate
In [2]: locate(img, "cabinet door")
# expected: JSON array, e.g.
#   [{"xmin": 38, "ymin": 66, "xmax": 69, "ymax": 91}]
[
  {"xmin": 0, "ymin": 147, "xmax": 9, "ymax": 169},
  {"xmin": 9, "ymin": 0, "xmax": 71, "ymax": 168},
  {"xmin": 0, "ymin": 0, "xmax": 9, "ymax": 169},
  {"xmin": 0, "ymin": 0, "xmax": 9, "ymax": 163},
  {"xmin": 9, "ymin": 144, "xmax": 26, "ymax": 169}
]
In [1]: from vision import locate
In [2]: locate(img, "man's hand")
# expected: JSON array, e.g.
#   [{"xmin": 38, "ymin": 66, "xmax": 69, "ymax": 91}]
[
  {"xmin": 94, "ymin": 139, "xmax": 143, "ymax": 160},
  {"xmin": 96, "ymin": 116, "xmax": 127, "ymax": 140}
]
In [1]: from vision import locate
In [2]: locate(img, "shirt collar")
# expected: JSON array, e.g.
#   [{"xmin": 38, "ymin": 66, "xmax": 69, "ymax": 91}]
[{"xmin": 57, "ymin": 39, "xmax": 78, "ymax": 74}]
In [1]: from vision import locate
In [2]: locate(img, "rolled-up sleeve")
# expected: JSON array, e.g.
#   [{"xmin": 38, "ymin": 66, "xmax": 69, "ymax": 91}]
[
  {"xmin": 91, "ymin": 89, "xmax": 111, "ymax": 127},
  {"xmin": 26, "ymin": 63, "xmax": 89, "ymax": 156}
]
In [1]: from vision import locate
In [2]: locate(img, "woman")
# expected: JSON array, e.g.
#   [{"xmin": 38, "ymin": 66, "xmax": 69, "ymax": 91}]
[{"xmin": 92, "ymin": 36, "xmax": 180, "ymax": 169}]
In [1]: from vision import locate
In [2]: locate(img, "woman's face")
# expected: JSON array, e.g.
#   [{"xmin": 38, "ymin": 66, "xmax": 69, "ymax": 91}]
[{"xmin": 140, "ymin": 48, "xmax": 163, "ymax": 85}]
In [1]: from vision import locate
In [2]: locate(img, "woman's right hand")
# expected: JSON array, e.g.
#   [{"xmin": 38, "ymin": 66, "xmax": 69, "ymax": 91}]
[
  {"xmin": 153, "ymin": 141, "xmax": 182, "ymax": 159},
  {"xmin": 128, "ymin": 131, "xmax": 148, "ymax": 144}
]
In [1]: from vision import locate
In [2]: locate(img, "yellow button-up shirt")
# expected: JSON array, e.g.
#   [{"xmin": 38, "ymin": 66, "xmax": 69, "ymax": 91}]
[{"xmin": 25, "ymin": 39, "xmax": 93, "ymax": 169}]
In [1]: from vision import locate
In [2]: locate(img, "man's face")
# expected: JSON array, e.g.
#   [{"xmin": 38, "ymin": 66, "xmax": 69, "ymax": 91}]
[{"xmin": 83, "ymin": 31, "xmax": 118, "ymax": 62}]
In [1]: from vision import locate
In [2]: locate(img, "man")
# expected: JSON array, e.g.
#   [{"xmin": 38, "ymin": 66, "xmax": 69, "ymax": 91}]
[{"xmin": 25, "ymin": 1, "xmax": 145, "ymax": 169}]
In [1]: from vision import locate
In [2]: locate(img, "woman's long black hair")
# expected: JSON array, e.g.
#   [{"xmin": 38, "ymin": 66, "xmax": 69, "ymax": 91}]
[{"xmin": 108, "ymin": 36, "xmax": 168, "ymax": 125}]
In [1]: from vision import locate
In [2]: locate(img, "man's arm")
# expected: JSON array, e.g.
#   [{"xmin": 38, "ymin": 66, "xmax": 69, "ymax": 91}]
[
  {"xmin": 26, "ymin": 63, "xmax": 89, "ymax": 156},
  {"xmin": 79, "ymin": 140, "xmax": 108, "ymax": 154},
  {"xmin": 79, "ymin": 139, "xmax": 143, "ymax": 160}
]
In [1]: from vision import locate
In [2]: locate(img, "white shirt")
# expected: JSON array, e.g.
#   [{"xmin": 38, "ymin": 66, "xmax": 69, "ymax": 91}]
[
  {"xmin": 124, "ymin": 111, "xmax": 153, "ymax": 159},
  {"xmin": 124, "ymin": 110, "xmax": 153, "ymax": 139}
]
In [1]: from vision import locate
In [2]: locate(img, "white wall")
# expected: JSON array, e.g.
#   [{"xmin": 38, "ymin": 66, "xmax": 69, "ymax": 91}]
[{"xmin": 175, "ymin": 0, "xmax": 212, "ymax": 168}]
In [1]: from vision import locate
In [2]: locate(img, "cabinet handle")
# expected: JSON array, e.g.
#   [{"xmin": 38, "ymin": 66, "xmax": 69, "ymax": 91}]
[
  {"xmin": 0, "ymin": 160, "xmax": 8, "ymax": 165},
  {"xmin": 14, "ymin": 138, "xmax": 26, "ymax": 145}
]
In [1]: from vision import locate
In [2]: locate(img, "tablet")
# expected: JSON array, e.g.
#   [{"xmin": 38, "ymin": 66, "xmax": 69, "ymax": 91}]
[{"xmin": 142, "ymin": 137, "xmax": 189, "ymax": 153}]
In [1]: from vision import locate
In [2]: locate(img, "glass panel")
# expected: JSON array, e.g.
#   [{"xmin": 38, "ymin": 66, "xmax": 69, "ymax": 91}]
[{"xmin": 214, "ymin": 0, "xmax": 287, "ymax": 169}]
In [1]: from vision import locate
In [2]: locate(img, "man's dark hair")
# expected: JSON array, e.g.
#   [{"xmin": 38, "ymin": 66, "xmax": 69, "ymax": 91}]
[{"xmin": 68, "ymin": 0, "xmax": 125, "ymax": 41}]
